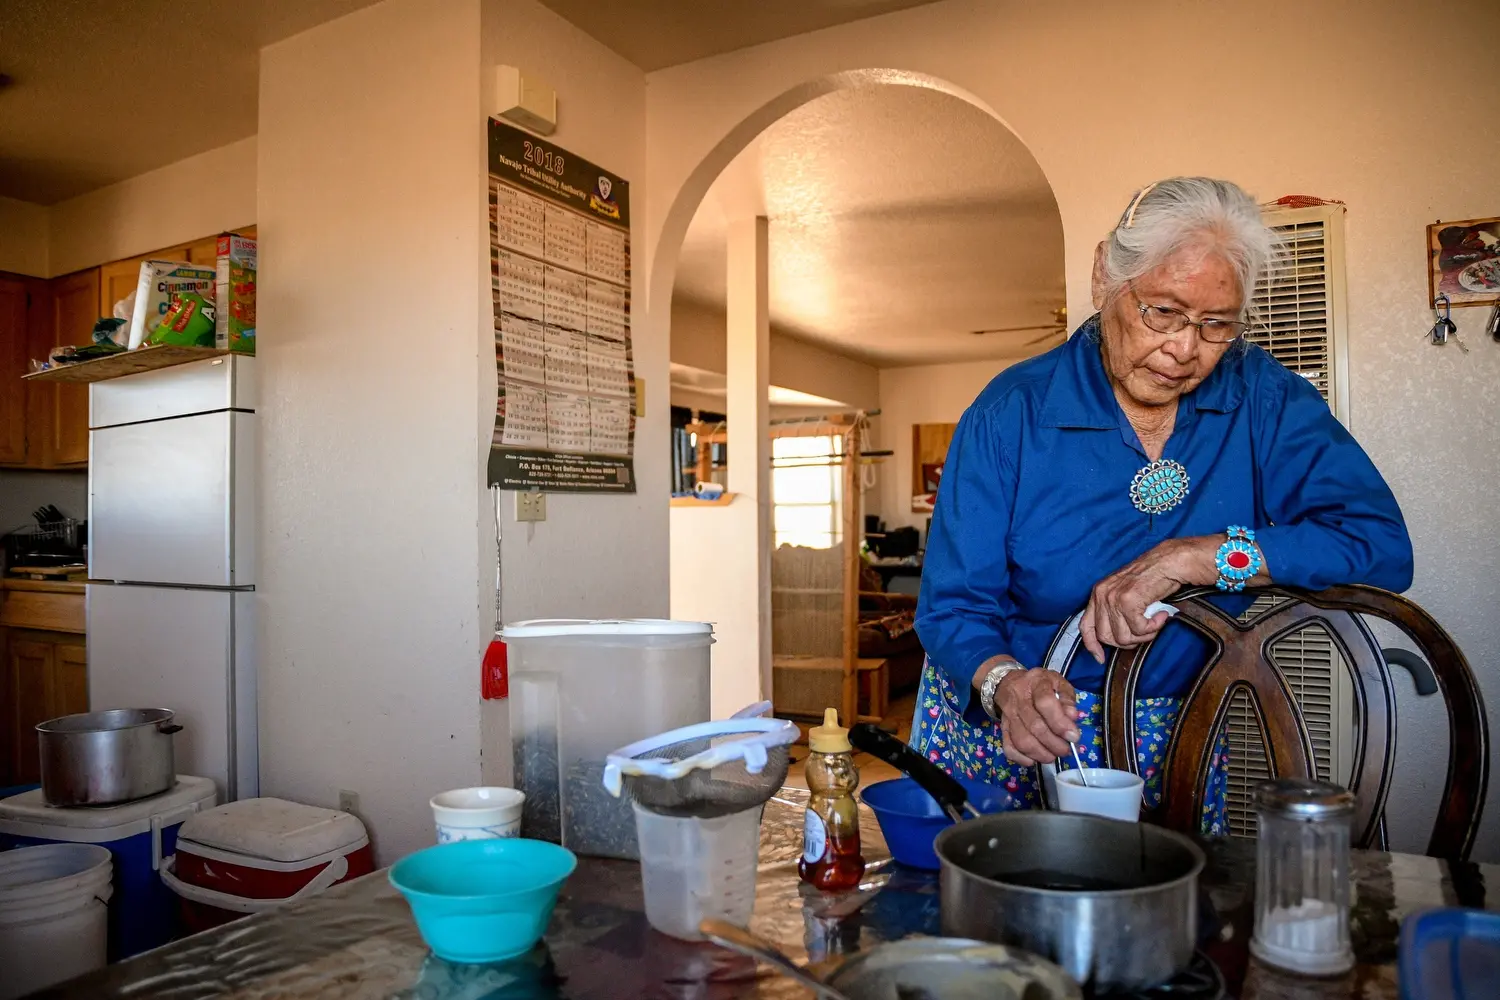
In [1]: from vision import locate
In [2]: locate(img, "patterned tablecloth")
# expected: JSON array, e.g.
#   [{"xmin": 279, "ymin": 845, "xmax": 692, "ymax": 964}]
[{"xmin": 34, "ymin": 789, "xmax": 1498, "ymax": 999}]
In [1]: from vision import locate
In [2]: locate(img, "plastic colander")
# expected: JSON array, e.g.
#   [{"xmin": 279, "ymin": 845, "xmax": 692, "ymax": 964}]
[{"xmin": 601, "ymin": 702, "xmax": 799, "ymax": 819}]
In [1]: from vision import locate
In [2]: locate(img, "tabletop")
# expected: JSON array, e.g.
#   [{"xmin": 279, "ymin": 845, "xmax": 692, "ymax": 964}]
[{"xmin": 35, "ymin": 789, "xmax": 1498, "ymax": 1000}]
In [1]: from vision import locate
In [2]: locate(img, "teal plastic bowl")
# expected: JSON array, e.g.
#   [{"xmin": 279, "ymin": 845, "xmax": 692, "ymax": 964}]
[{"xmin": 389, "ymin": 838, "xmax": 577, "ymax": 963}]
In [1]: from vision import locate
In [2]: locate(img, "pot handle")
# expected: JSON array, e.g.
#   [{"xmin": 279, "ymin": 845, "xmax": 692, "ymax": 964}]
[
  {"xmin": 849, "ymin": 723, "xmax": 975, "ymax": 822},
  {"xmin": 157, "ymin": 723, "xmax": 184, "ymax": 734}
]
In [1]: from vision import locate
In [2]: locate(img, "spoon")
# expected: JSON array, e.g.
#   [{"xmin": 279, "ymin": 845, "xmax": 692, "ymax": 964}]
[
  {"xmin": 1060, "ymin": 601, "xmax": 1178, "ymax": 789},
  {"xmin": 1054, "ymin": 691, "xmax": 1090, "ymax": 787},
  {"xmin": 699, "ymin": 918, "xmax": 855, "ymax": 1000}
]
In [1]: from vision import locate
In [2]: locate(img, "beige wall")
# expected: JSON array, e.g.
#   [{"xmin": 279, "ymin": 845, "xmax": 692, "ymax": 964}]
[
  {"xmin": 642, "ymin": 0, "xmax": 1500, "ymax": 859},
  {"xmin": 0, "ymin": 196, "xmax": 49, "ymax": 276},
  {"xmin": 49, "ymin": 137, "xmax": 256, "ymax": 276},
  {"xmin": 478, "ymin": 0, "xmax": 660, "ymax": 777},
  {"xmin": 872, "ymin": 357, "xmax": 1017, "ymax": 531},
  {"xmin": 1, "ymin": 138, "xmax": 255, "ymax": 279},
  {"xmin": 672, "ymin": 296, "xmax": 879, "ymax": 410},
  {"xmin": 256, "ymin": 0, "xmax": 486, "ymax": 863}
]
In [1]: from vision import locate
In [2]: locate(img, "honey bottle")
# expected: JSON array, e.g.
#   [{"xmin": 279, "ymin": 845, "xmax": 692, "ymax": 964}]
[{"xmin": 798, "ymin": 708, "xmax": 865, "ymax": 891}]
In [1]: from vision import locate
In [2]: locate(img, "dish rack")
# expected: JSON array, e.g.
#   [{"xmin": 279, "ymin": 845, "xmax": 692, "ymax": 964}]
[{"xmin": 3, "ymin": 518, "xmax": 87, "ymax": 571}]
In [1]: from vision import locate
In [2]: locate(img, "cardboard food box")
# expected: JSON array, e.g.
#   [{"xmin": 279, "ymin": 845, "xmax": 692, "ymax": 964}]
[
  {"xmin": 215, "ymin": 234, "xmax": 256, "ymax": 354},
  {"xmin": 127, "ymin": 261, "xmax": 216, "ymax": 349}
]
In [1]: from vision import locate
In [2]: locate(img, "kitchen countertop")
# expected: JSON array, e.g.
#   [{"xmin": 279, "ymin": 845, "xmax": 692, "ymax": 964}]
[
  {"xmin": 0, "ymin": 576, "xmax": 85, "ymax": 595},
  {"xmin": 34, "ymin": 790, "xmax": 1499, "ymax": 999}
]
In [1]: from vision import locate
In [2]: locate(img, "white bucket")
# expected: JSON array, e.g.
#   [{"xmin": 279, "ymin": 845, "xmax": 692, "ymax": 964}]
[{"xmin": 0, "ymin": 843, "xmax": 114, "ymax": 1000}]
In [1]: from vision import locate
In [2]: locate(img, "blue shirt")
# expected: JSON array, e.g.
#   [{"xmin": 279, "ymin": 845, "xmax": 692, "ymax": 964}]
[{"xmin": 915, "ymin": 316, "xmax": 1413, "ymax": 721}]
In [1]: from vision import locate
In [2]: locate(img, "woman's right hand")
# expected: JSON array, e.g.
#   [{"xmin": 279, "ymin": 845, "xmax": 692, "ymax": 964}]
[{"xmin": 994, "ymin": 668, "xmax": 1081, "ymax": 766}]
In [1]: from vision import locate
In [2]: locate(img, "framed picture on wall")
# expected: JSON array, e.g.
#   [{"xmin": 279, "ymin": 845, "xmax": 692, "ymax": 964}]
[
  {"xmin": 1428, "ymin": 216, "xmax": 1500, "ymax": 307},
  {"xmin": 911, "ymin": 423, "xmax": 956, "ymax": 512}
]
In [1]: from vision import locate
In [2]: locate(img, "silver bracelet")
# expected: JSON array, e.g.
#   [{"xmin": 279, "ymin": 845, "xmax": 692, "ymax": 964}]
[{"xmin": 978, "ymin": 661, "xmax": 1026, "ymax": 723}]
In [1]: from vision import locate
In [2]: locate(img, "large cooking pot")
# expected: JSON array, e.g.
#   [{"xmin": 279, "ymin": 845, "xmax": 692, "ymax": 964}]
[
  {"xmin": 935, "ymin": 811, "xmax": 1204, "ymax": 991},
  {"xmin": 37, "ymin": 708, "xmax": 182, "ymax": 806}
]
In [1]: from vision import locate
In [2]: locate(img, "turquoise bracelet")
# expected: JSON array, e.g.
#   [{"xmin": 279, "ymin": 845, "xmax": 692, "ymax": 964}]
[{"xmin": 1215, "ymin": 525, "xmax": 1263, "ymax": 592}]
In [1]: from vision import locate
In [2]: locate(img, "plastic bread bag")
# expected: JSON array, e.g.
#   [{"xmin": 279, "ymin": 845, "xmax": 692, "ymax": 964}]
[
  {"xmin": 127, "ymin": 260, "xmax": 215, "ymax": 348},
  {"xmin": 146, "ymin": 291, "xmax": 216, "ymax": 347}
]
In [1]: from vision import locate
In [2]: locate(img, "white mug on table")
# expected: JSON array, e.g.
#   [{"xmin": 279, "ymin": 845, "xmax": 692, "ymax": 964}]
[{"xmin": 430, "ymin": 787, "xmax": 525, "ymax": 842}]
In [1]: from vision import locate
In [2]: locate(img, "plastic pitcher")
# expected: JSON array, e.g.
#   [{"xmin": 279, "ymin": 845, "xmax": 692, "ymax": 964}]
[
  {"xmin": 503, "ymin": 620, "xmax": 712, "ymax": 859},
  {"xmin": 633, "ymin": 803, "xmax": 762, "ymax": 940}
]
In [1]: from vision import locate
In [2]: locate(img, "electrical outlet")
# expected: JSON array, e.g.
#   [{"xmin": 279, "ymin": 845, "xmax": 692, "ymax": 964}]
[
  {"xmin": 515, "ymin": 491, "xmax": 546, "ymax": 522},
  {"xmin": 338, "ymin": 789, "xmax": 360, "ymax": 814}
]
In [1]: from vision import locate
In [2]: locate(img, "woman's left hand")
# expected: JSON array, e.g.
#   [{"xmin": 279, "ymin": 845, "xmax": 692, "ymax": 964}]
[{"xmin": 1080, "ymin": 538, "xmax": 1198, "ymax": 663}]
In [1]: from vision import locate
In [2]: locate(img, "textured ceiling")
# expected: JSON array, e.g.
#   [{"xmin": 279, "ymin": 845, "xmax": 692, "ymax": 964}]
[
  {"xmin": 0, "ymin": 0, "xmax": 383, "ymax": 204},
  {"xmin": 535, "ymin": 0, "xmax": 942, "ymax": 71},
  {"xmin": 670, "ymin": 363, "xmax": 844, "ymax": 408},
  {"xmin": 673, "ymin": 86, "xmax": 1066, "ymax": 367},
  {"xmin": 2, "ymin": 0, "xmax": 943, "ymax": 204}
]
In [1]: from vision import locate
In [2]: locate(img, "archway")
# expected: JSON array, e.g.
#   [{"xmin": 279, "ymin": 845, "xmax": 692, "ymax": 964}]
[{"xmin": 659, "ymin": 70, "xmax": 1066, "ymax": 720}]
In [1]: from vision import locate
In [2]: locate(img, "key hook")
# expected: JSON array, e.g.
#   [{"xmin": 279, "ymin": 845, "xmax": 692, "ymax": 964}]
[
  {"xmin": 1428, "ymin": 293, "xmax": 1467, "ymax": 352},
  {"xmin": 1434, "ymin": 293, "xmax": 1453, "ymax": 324}
]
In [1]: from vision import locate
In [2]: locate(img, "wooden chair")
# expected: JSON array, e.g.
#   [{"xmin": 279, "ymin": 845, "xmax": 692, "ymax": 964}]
[{"xmin": 1042, "ymin": 585, "xmax": 1489, "ymax": 860}]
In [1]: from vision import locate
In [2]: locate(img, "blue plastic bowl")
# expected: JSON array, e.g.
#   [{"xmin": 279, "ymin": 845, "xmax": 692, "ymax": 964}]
[
  {"xmin": 861, "ymin": 776, "xmax": 1015, "ymax": 869},
  {"xmin": 1399, "ymin": 907, "xmax": 1500, "ymax": 1000},
  {"xmin": 389, "ymin": 838, "xmax": 577, "ymax": 963}
]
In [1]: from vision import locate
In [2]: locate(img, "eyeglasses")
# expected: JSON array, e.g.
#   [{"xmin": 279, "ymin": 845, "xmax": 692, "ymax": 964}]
[{"xmin": 1134, "ymin": 295, "xmax": 1249, "ymax": 344}]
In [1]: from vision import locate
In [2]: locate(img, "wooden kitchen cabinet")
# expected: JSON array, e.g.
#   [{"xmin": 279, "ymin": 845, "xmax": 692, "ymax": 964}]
[
  {"xmin": 1, "ymin": 269, "xmax": 95, "ymax": 470},
  {"xmin": 5, "ymin": 226, "xmax": 255, "ymax": 473},
  {"xmin": 46, "ymin": 270, "xmax": 98, "ymax": 466},
  {"xmin": 0, "ymin": 580, "xmax": 86, "ymax": 786},
  {"xmin": 1, "ymin": 630, "xmax": 86, "ymax": 787},
  {"xmin": 98, "ymin": 256, "xmax": 141, "ymax": 322},
  {"xmin": 0, "ymin": 277, "xmax": 27, "ymax": 465},
  {"xmin": 95, "ymin": 226, "xmax": 255, "ymax": 319}
]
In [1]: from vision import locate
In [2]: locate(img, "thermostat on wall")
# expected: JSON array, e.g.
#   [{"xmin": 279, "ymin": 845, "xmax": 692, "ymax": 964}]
[{"xmin": 495, "ymin": 65, "xmax": 556, "ymax": 135}]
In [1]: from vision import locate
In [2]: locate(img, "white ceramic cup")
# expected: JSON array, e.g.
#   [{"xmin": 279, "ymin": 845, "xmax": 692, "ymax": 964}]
[
  {"xmin": 1055, "ymin": 767, "xmax": 1145, "ymax": 822},
  {"xmin": 430, "ymin": 786, "xmax": 525, "ymax": 843}
]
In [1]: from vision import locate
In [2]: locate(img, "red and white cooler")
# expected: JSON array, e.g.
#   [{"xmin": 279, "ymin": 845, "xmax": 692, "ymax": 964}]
[{"xmin": 159, "ymin": 798, "xmax": 374, "ymax": 931}]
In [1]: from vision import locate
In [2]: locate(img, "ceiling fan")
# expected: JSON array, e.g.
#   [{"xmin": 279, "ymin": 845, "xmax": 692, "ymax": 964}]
[{"xmin": 970, "ymin": 307, "xmax": 1069, "ymax": 338}]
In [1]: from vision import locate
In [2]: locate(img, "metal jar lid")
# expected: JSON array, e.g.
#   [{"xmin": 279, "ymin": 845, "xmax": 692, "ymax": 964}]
[{"xmin": 1255, "ymin": 778, "xmax": 1355, "ymax": 819}]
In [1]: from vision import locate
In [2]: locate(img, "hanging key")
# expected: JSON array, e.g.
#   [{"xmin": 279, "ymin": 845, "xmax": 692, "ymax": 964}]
[{"xmin": 1427, "ymin": 293, "xmax": 1468, "ymax": 352}]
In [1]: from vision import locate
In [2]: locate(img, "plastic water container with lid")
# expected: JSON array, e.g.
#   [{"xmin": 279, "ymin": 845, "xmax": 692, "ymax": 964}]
[{"xmin": 503, "ymin": 619, "xmax": 712, "ymax": 860}]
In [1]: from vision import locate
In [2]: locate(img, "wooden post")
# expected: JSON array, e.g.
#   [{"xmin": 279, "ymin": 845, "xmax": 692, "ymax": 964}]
[
  {"xmin": 695, "ymin": 437, "xmax": 712, "ymax": 485},
  {"xmin": 840, "ymin": 419, "xmax": 861, "ymax": 729}
]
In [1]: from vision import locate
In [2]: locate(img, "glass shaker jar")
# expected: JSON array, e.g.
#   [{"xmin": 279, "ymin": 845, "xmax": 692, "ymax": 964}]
[{"xmin": 1250, "ymin": 778, "xmax": 1356, "ymax": 976}]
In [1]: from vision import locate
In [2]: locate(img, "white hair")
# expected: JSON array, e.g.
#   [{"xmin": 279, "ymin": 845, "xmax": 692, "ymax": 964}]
[{"xmin": 1098, "ymin": 177, "xmax": 1278, "ymax": 315}]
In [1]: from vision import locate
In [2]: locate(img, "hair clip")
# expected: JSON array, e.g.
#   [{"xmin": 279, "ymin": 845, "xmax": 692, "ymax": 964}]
[{"xmin": 1123, "ymin": 182, "xmax": 1158, "ymax": 229}]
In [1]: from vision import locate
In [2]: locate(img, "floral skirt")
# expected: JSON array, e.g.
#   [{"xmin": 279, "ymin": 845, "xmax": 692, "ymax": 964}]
[{"xmin": 910, "ymin": 659, "xmax": 1229, "ymax": 836}]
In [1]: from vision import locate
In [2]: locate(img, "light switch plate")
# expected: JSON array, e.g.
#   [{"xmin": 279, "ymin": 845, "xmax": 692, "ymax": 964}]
[{"xmin": 515, "ymin": 491, "xmax": 547, "ymax": 522}]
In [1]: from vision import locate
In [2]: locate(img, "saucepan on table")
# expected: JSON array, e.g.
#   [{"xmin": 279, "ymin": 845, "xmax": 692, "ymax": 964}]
[{"xmin": 850, "ymin": 723, "xmax": 1205, "ymax": 992}]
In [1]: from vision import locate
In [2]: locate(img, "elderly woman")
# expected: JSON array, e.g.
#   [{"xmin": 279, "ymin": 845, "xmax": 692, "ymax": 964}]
[{"xmin": 913, "ymin": 177, "xmax": 1413, "ymax": 832}]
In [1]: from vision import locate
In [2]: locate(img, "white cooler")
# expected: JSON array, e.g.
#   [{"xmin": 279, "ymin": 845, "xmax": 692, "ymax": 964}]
[{"xmin": 160, "ymin": 798, "xmax": 374, "ymax": 932}]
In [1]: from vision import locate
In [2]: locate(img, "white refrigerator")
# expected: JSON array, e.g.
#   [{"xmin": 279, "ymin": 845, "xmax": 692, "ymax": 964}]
[{"xmin": 87, "ymin": 354, "xmax": 257, "ymax": 801}]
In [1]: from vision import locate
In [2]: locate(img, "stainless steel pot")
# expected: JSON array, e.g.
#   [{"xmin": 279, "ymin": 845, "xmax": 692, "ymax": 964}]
[
  {"xmin": 37, "ymin": 708, "xmax": 182, "ymax": 806},
  {"xmin": 935, "ymin": 811, "xmax": 1204, "ymax": 991}
]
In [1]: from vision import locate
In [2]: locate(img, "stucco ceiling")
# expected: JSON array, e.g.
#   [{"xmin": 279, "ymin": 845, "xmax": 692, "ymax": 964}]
[
  {"xmin": 670, "ymin": 363, "xmax": 845, "ymax": 409},
  {"xmin": 534, "ymin": 0, "xmax": 942, "ymax": 71},
  {"xmin": 0, "ymin": 0, "xmax": 384, "ymax": 204},
  {"xmin": 672, "ymin": 86, "xmax": 1066, "ymax": 368},
  {"xmin": 1, "ymin": 0, "xmax": 943, "ymax": 205}
]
